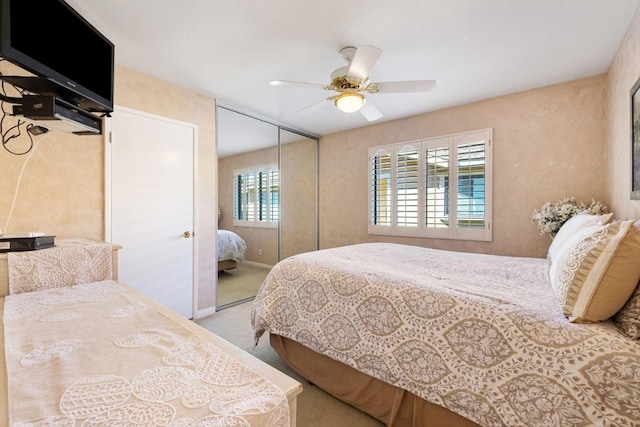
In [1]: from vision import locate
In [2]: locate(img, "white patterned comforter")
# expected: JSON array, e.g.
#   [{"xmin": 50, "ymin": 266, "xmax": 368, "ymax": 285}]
[
  {"xmin": 251, "ymin": 243, "xmax": 640, "ymax": 426},
  {"xmin": 218, "ymin": 230, "xmax": 247, "ymax": 262},
  {"xmin": 4, "ymin": 280, "xmax": 289, "ymax": 426}
]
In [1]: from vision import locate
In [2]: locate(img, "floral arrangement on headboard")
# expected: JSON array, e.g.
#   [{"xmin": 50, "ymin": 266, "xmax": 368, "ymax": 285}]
[{"xmin": 530, "ymin": 196, "xmax": 608, "ymax": 237}]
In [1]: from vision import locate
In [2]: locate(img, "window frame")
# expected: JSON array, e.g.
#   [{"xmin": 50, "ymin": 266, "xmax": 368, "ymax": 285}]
[
  {"xmin": 233, "ymin": 163, "xmax": 279, "ymax": 229},
  {"xmin": 368, "ymin": 128, "xmax": 492, "ymax": 241}
]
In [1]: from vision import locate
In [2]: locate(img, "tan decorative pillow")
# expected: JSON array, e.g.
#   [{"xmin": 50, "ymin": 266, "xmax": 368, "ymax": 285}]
[
  {"xmin": 614, "ymin": 283, "xmax": 640, "ymax": 338},
  {"xmin": 550, "ymin": 220, "xmax": 640, "ymax": 322}
]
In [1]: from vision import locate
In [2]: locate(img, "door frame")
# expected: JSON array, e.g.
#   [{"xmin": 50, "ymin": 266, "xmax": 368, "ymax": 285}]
[{"xmin": 104, "ymin": 105, "xmax": 199, "ymax": 317}]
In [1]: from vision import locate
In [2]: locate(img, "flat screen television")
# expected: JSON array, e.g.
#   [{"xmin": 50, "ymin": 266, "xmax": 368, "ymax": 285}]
[{"xmin": 0, "ymin": 0, "xmax": 114, "ymax": 113}]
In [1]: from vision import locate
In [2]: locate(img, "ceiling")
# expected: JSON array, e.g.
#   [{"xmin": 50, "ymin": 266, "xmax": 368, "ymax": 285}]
[{"xmin": 66, "ymin": 0, "xmax": 639, "ymax": 141}]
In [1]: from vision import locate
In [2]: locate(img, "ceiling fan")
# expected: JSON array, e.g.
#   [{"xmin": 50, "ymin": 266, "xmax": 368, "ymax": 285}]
[{"xmin": 269, "ymin": 45, "xmax": 436, "ymax": 122}]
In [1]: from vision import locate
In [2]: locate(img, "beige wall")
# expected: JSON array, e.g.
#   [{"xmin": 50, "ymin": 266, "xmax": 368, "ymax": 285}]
[
  {"xmin": 606, "ymin": 6, "xmax": 640, "ymax": 221},
  {"xmin": 0, "ymin": 63, "xmax": 105, "ymax": 238},
  {"xmin": 218, "ymin": 146, "xmax": 279, "ymax": 265},
  {"xmin": 319, "ymin": 75, "xmax": 607, "ymax": 258},
  {"xmin": 0, "ymin": 64, "xmax": 218, "ymax": 313}
]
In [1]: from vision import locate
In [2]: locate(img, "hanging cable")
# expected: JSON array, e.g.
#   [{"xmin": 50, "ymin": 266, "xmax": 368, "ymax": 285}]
[
  {"xmin": 0, "ymin": 92, "xmax": 22, "ymax": 104},
  {"xmin": 0, "ymin": 67, "xmax": 35, "ymax": 155},
  {"xmin": 2, "ymin": 131, "xmax": 50, "ymax": 234}
]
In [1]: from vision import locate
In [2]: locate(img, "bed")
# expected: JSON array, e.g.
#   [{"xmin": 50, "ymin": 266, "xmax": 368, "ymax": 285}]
[
  {"xmin": 1, "ymin": 238, "xmax": 302, "ymax": 426},
  {"xmin": 218, "ymin": 229, "xmax": 248, "ymax": 271},
  {"xmin": 251, "ymin": 217, "xmax": 640, "ymax": 426}
]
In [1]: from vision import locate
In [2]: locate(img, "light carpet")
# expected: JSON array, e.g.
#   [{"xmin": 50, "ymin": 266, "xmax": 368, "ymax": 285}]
[
  {"xmin": 195, "ymin": 300, "xmax": 384, "ymax": 427},
  {"xmin": 217, "ymin": 263, "xmax": 270, "ymax": 307}
]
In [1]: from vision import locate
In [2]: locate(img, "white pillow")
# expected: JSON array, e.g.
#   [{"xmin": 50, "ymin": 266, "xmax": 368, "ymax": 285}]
[
  {"xmin": 549, "ymin": 223, "xmax": 603, "ymax": 284},
  {"xmin": 547, "ymin": 212, "xmax": 613, "ymax": 263}
]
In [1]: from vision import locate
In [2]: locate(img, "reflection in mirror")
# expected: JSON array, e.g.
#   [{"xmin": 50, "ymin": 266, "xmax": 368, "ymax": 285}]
[
  {"xmin": 217, "ymin": 107, "xmax": 279, "ymax": 308},
  {"xmin": 279, "ymin": 129, "xmax": 318, "ymax": 260},
  {"xmin": 216, "ymin": 106, "xmax": 318, "ymax": 309}
]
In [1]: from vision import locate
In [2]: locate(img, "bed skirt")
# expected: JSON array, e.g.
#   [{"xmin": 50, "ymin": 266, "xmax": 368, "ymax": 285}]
[
  {"xmin": 218, "ymin": 259, "xmax": 237, "ymax": 271},
  {"xmin": 270, "ymin": 334, "xmax": 479, "ymax": 427}
]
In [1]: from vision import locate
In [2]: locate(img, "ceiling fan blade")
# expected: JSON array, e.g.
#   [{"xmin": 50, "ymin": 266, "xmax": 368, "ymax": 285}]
[
  {"xmin": 374, "ymin": 80, "xmax": 437, "ymax": 93},
  {"xmin": 347, "ymin": 45, "xmax": 383, "ymax": 80},
  {"xmin": 269, "ymin": 80, "xmax": 328, "ymax": 90},
  {"xmin": 299, "ymin": 97, "xmax": 332, "ymax": 114},
  {"xmin": 360, "ymin": 99, "xmax": 383, "ymax": 122}
]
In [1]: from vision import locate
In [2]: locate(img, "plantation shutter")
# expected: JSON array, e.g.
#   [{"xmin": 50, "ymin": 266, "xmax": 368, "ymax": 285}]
[
  {"xmin": 452, "ymin": 129, "xmax": 492, "ymax": 240},
  {"xmin": 456, "ymin": 141, "xmax": 486, "ymax": 229},
  {"xmin": 424, "ymin": 143, "xmax": 450, "ymax": 229},
  {"xmin": 258, "ymin": 171, "xmax": 267, "ymax": 221},
  {"xmin": 245, "ymin": 171, "xmax": 256, "ymax": 221},
  {"xmin": 370, "ymin": 150, "xmax": 392, "ymax": 226},
  {"xmin": 234, "ymin": 174, "xmax": 244, "ymax": 220},
  {"xmin": 396, "ymin": 147, "xmax": 419, "ymax": 227},
  {"xmin": 269, "ymin": 168, "xmax": 279, "ymax": 221},
  {"xmin": 233, "ymin": 164, "xmax": 279, "ymax": 227},
  {"xmin": 368, "ymin": 128, "xmax": 491, "ymax": 241}
]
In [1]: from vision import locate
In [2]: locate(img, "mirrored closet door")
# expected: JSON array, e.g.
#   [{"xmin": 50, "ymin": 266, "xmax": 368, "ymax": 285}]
[{"xmin": 216, "ymin": 106, "xmax": 318, "ymax": 309}]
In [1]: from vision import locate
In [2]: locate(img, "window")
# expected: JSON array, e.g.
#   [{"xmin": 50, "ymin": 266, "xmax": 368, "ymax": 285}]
[
  {"xmin": 233, "ymin": 164, "xmax": 279, "ymax": 228},
  {"xmin": 369, "ymin": 128, "xmax": 492, "ymax": 241}
]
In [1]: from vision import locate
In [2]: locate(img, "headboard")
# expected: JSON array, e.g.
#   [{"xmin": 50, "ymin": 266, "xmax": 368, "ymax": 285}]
[{"xmin": 0, "ymin": 242, "xmax": 122, "ymax": 298}]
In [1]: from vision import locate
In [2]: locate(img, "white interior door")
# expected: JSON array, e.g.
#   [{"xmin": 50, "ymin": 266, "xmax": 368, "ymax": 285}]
[{"xmin": 107, "ymin": 106, "xmax": 196, "ymax": 318}]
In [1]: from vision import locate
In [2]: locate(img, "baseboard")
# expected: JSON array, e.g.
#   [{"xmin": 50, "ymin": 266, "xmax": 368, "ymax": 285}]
[
  {"xmin": 244, "ymin": 261, "xmax": 274, "ymax": 269},
  {"xmin": 195, "ymin": 306, "xmax": 217, "ymax": 319},
  {"xmin": 216, "ymin": 296, "xmax": 256, "ymax": 311}
]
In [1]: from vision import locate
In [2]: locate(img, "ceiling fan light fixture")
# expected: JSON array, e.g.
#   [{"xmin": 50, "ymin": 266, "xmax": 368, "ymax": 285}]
[{"xmin": 334, "ymin": 92, "xmax": 365, "ymax": 113}]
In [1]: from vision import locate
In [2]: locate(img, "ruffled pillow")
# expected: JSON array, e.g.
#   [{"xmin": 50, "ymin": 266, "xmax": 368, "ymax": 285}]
[
  {"xmin": 549, "ymin": 220, "xmax": 640, "ymax": 322},
  {"xmin": 547, "ymin": 212, "xmax": 613, "ymax": 264}
]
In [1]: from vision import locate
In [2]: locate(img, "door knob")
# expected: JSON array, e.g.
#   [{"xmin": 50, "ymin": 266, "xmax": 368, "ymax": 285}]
[{"xmin": 182, "ymin": 231, "xmax": 192, "ymax": 238}]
